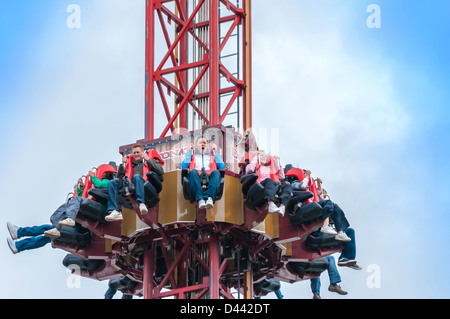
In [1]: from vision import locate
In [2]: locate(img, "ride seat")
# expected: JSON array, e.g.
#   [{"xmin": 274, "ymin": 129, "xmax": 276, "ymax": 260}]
[
  {"xmin": 62, "ymin": 253, "xmax": 105, "ymax": 273},
  {"xmin": 82, "ymin": 163, "xmax": 117, "ymax": 198},
  {"xmin": 77, "ymin": 198, "xmax": 108, "ymax": 224},
  {"xmin": 253, "ymin": 278, "xmax": 281, "ymax": 295},
  {"xmin": 304, "ymin": 230, "xmax": 344, "ymax": 251},
  {"xmin": 88, "ymin": 188, "xmax": 108, "ymax": 204},
  {"xmin": 240, "ymin": 173, "xmax": 281, "ymax": 210},
  {"xmin": 287, "ymin": 192, "xmax": 323, "ymax": 227},
  {"xmin": 118, "ymin": 171, "xmax": 164, "ymax": 209},
  {"xmin": 181, "ymin": 168, "xmax": 225, "ymax": 203},
  {"xmin": 53, "ymin": 225, "xmax": 92, "ymax": 248},
  {"xmin": 287, "ymin": 257, "xmax": 330, "ymax": 276}
]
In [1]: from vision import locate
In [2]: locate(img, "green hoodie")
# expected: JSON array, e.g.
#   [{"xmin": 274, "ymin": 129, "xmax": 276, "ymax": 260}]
[{"xmin": 91, "ymin": 175, "xmax": 109, "ymax": 189}]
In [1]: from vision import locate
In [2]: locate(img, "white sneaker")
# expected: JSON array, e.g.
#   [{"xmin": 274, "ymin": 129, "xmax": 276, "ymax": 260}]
[
  {"xmin": 105, "ymin": 210, "xmax": 123, "ymax": 222},
  {"xmin": 7, "ymin": 222, "xmax": 18, "ymax": 240},
  {"xmin": 335, "ymin": 232, "xmax": 351, "ymax": 242},
  {"xmin": 59, "ymin": 218, "xmax": 75, "ymax": 227},
  {"xmin": 44, "ymin": 228, "xmax": 61, "ymax": 239},
  {"xmin": 198, "ymin": 199, "xmax": 206, "ymax": 210},
  {"xmin": 139, "ymin": 203, "xmax": 148, "ymax": 215},
  {"xmin": 206, "ymin": 197, "xmax": 214, "ymax": 209},
  {"xmin": 7, "ymin": 238, "xmax": 18, "ymax": 254},
  {"xmin": 320, "ymin": 225, "xmax": 337, "ymax": 235},
  {"xmin": 268, "ymin": 201, "xmax": 280, "ymax": 214},
  {"xmin": 278, "ymin": 205, "xmax": 285, "ymax": 217}
]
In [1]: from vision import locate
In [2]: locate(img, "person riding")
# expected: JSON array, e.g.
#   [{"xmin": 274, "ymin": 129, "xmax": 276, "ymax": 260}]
[
  {"xmin": 105, "ymin": 144, "xmax": 164, "ymax": 222},
  {"xmin": 181, "ymin": 137, "xmax": 224, "ymax": 210}
]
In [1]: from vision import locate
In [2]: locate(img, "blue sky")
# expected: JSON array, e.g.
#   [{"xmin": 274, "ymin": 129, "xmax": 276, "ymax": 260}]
[{"xmin": 0, "ymin": 0, "xmax": 449, "ymax": 299}]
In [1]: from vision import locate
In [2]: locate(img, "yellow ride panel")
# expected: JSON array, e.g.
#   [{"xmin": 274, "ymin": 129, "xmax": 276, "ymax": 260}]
[{"xmin": 158, "ymin": 171, "xmax": 245, "ymax": 226}]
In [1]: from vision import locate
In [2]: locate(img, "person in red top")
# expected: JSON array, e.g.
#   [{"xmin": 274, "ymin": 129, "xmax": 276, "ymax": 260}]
[{"xmin": 105, "ymin": 144, "xmax": 164, "ymax": 222}]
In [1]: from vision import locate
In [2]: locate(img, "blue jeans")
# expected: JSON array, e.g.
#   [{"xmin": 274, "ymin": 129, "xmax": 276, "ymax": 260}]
[
  {"xmin": 188, "ymin": 170, "xmax": 221, "ymax": 201},
  {"xmin": 15, "ymin": 224, "xmax": 53, "ymax": 252},
  {"xmin": 104, "ymin": 287, "xmax": 133, "ymax": 299},
  {"xmin": 319, "ymin": 199, "xmax": 350, "ymax": 232},
  {"xmin": 310, "ymin": 255, "xmax": 341, "ymax": 295},
  {"xmin": 254, "ymin": 289, "xmax": 283, "ymax": 299},
  {"xmin": 339, "ymin": 228, "xmax": 356, "ymax": 260},
  {"xmin": 107, "ymin": 175, "xmax": 146, "ymax": 212}
]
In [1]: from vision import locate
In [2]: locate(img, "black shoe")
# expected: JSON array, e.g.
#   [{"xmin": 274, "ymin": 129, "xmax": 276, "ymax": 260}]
[
  {"xmin": 349, "ymin": 263, "xmax": 362, "ymax": 270},
  {"xmin": 338, "ymin": 258, "xmax": 357, "ymax": 267}
]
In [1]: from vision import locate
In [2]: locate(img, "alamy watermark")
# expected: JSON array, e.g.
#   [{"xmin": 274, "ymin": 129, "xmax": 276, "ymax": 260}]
[
  {"xmin": 366, "ymin": 264, "xmax": 381, "ymax": 288},
  {"xmin": 367, "ymin": 4, "xmax": 381, "ymax": 29},
  {"xmin": 66, "ymin": 4, "xmax": 81, "ymax": 29},
  {"xmin": 66, "ymin": 264, "xmax": 81, "ymax": 289}
]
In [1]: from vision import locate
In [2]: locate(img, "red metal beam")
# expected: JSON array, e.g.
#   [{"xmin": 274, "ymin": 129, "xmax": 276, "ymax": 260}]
[
  {"xmin": 209, "ymin": 233, "xmax": 220, "ymax": 299},
  {"xmin": 155, "ymin": 237, "xmax": 193, "ymax": 295},
  {"xmin": 145, "ymin": 0, "xmax": 156, "ymax": 140},
  {"xmin": 143, "ymin": 241, "xmax": 154, "ymax": 299},
  {"xmin": 160, "ymin": 63, "xmax": 210, "ymax": 137},
  {"xmin": 156, "ymin": 0, "xmax": 205, "ymax": 73},
  {"xmin": 146, "ymin": 0, "xmax": 252, "ymax": 138},
  {"xmin": 243, "ymin": 0, "xmax": 252, "ymax": 131},
  {"xmin": 219, "ymin": 87, "xmax": 241, "ymax": 124},
  {"xmin": 219, "ymin": 16, "xmax": 241, "ymax": 53},
  {"xmin": 209, "ymin": 0, "xmax": 220, "ymax": 126}
]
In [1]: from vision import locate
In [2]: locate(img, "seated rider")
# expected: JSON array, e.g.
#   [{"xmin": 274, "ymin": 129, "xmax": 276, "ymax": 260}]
[
  {"xmin": 45, "ymin": 194, "xmax": 88, "ymax": 238},
  {"xmin": 181, "ymin": 137, "xmax": 224, "ymax": 210},
  {"xmin": 291, "ymin": 169, "xmax": 350, "ymax": 242},
  {"xmin": 105, "ymin": 144, "xmax": 164, "ymax": 222},
  {"xmin": 74, "ymin": 176, "xmax": 85, "ymax": 197},
  {"xmin": 317, "ymin": 186, "xmax": 351, "ymax": 242},
  {"xmin": 245, "ymin": 150, "xmax": 289, "ymax": 216}
]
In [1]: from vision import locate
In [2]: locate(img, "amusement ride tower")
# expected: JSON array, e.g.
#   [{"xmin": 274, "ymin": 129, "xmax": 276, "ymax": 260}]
[{"xmin": 53, "ymin": 0, "xmax": 345, "ymax": 300}]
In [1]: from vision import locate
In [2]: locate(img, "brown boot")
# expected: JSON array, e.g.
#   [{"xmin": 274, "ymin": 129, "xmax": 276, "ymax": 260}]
[{"xmin": 328, "ymin": 284, "xmax": 348, "ymax": 295}]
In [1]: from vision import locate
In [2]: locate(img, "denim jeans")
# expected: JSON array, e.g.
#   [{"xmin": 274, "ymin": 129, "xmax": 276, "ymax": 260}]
[
  {"xmin": 339, "ymin": 228, "xmax": 356, "ymax": 260},
  {"xmin": 254, "ymin": 289, "xmax": 283, "ymax": 299},
  {"xmin": 104, "ymin": 287, "xmax": 133, "ymax": 299},
  {"xmin": 319, "ymin": 199, "xmax": 350, "ymax": 232},
  {"xmin": 107, "ymin": 175, "xmax": 146, "ymax": 212},
  {"xmin": 188, "ymin": 170, "xmax": 221, "ymax": 201},
  {"xmin": 310, "ymin": 255, "xmax": 341, "ymax": 295},
  {"xmin": 15, "ymin": 224, "xmax": 53, "ymax": 252}
]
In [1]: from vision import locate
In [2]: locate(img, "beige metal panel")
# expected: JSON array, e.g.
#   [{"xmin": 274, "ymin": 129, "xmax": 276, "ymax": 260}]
[
  {"xmin": 121, "ymin": 207, "xmax": 151, "ymax": 238},
  {"xmin": 158, "ymin": 170, "xmax": 196, "ymax": 225},
  {"xmin": 206, "ymin": 174, "xmax": 244, "ymax": 225},
  {"xmin": 263, "ymin": 213, "xmax": 279, "ymax": 239},
  {"xmin": 158, "ymin": 171, "xmax": 245, "ymax": 226},
  {"xmin": 250, "ymin": 212, "xmax": 280, "ymax": 240},
  {"xmin": 283, "ymin": 242, "xmax": 292, "ymax": 257}
]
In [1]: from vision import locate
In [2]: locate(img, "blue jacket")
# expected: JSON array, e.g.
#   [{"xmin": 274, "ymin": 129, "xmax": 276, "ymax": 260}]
[{"xmin": 181, "ymin": 148, "xmax": 224, "ymax": 170}]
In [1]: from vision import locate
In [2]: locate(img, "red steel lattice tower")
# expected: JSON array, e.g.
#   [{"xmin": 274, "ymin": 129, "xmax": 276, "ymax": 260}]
[
  {"xmin": 145, "ymin": 0, "xmax": 252, "ymax": 140},
  {"xmin": 142, "ymin": 0, "xmax": 253, "ymax": 300}
]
